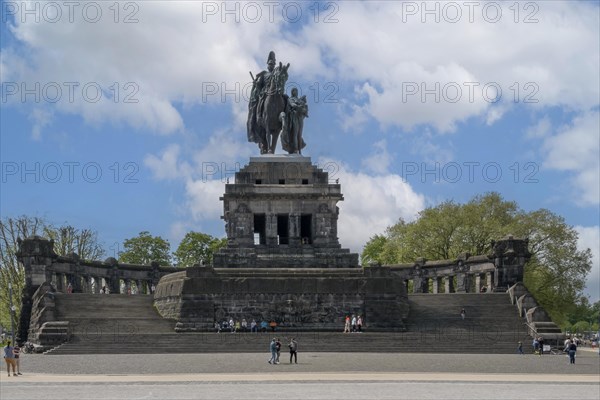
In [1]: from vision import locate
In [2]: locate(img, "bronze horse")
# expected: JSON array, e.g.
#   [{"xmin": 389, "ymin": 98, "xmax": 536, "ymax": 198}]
[{"xmin": 259, "ymin": 62, "xmax": 289, "ymax": 154}]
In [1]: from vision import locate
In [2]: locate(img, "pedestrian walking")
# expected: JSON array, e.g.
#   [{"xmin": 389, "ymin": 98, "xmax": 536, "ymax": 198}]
[
  {"xmin": 3, "ymin": 341, "xmax": 17, "ymax": 377},
  {"xmin": 517, "ymin": 341, "xmax": 523, "ymax": 355},
  {"xmin": 13, "ymin": 343, "xmax": 22, "ymax": 375},
  {"xmin": 533, "ymin": 337, "xmax": 539, "ymax": 354},
  {"xmin": 344, "ymin": 315, "xmax": 350, "ymax": 333},
  {"xmin": 567, "ymin": 341, "xmax": 577, "ymax": 364},
  {"xmin": 357, "ymin": 315, "xmax": 363, "ymax": 332},
  {"xmin": 289, "ymin": 337, "xmax": 298, "ymax": 364},
  {"xmin": 351, "ymin": 315, "xmax": 357, "ymax": 332},
  {"xmin": 275, "ymin": 338, "xmax": 281, "ymax": 364},
  {"xmin": 460, "ymin": 308, "xmax": 466, "ymax": 320},
  {"xmin": 268, "ymin": 338, "xmax": 277, "ymax": 364}
]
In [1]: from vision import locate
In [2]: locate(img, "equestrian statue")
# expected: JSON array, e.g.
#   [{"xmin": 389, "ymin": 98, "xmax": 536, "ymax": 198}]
[{"xmin": 247, "ymin": 51, "xmax": 308, "ymax": 155}]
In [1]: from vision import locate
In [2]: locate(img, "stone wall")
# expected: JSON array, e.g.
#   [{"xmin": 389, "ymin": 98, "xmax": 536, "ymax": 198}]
[{"xmin": 154, "ymin": 265, "xmax": 409, "ymax": 332}]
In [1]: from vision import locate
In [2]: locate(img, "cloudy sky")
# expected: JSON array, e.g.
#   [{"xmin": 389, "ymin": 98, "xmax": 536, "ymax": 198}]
[{"xmin": 1, "ymin": 1, "xmax": 598, "ymax": 300}]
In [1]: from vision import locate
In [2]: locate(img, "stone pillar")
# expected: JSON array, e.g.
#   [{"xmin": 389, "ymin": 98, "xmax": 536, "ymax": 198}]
[
  {"xmin": 491, "ymin": 236, "xmax": 531, "ymax": 290},
  {"xmin": 72, "ymin": 274, "xmax": 84, "ymax": 293},
  {"xmin": 55, "ymin": 273, "xmax": 65, "ymax": 292},
  {"xmin": 412, "ymin": 278, "xmax": 421, "ymax": 293},
  {"xmin": 445, "ymin": 276, "xmax": 455, "ymax": 293},
  {"xmin": 16, "ymin": 235, "xmax": 59, "ymax": 344},
  {"xmin": 108, "ymin": 276, "xmax": 120, "ymax": 294},
  {"xmin": 289, "ymin": 213, "xmax": 301, "ymax": 246},
  {"xmin": 81, "ymin": 275, "xmax": 90, "ymax": 293},
  {"xmin": 456, "ymin": 273, "xmax": 467, "ymax": 292},
  {"xmin": 92, "ymin": 277, "xmax": 101, "ymax": 294},
  {"xmin": 266, "ymin": 214, "xmax": 278, "ymax": 246},
  {"xmin": 486, "ymin": 272, "xmax": 493, "ymax": 292},
  {"xmin": 432, "ymin": 277, "xmax": 440, "ymax": 294},
  {"xmin": 136, "ymin": 280, "xmax": 143, "ymax": 294},
  {"xmin": 124, "ymin": 279, "xmax": 132, "ymax": 295},
  {"xmin": 475, "ymin": 274, "xmax": 481, "ymax": 293}
]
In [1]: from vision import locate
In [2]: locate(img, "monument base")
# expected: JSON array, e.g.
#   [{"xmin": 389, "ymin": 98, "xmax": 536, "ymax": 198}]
[{"xmin": 153, "ymin": 265, "xmax": 409, "ymax": 332}]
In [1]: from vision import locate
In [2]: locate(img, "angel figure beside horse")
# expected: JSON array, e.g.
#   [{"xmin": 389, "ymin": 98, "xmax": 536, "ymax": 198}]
[{"xmin": 247, "ymin": 51, "xmax": 308, "ymax": 155}]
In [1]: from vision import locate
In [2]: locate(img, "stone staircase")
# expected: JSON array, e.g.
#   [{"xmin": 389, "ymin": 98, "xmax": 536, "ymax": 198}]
[
  {"xmin": 404, "ymin": 293, "xmax": 529, "ymax": 352},
  {"xmin": 53, "ymin": 293, "xmax": 175, "ymax": 338},
  {"xmin": 45, "ymin": 293, "xmax": 529, "ymax": 355}
]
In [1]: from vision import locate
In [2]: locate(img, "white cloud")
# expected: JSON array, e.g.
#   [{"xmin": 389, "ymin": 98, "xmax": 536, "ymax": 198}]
[
  {"xmin": 28, "ymin": 108, "xmax": 53, "ymax": 140},
  {"xmin": 192, "ymin": 129, "xmax": 253, "ymax": 170},
  {"xmin": 144, "ymin": 144, "xmax": 188, "ymax": 181},
  {"xmin": 4, "ymin": 1, "xmax": 597, "ymax": 138},
  {"xmin": 302, "ymin": 1, "xmax": 599, "ymax": 132},
  {"xmin": 576, "ymin": 226, "xmax": 600, "ymax": 302},
  {"xmin": 543, "ymin": 110, "xmax": 600, "ymax": 205},
  {"xmin": 526, "ymin": 116, "xmax": 552, "ymax": 139},
  {"xmin": 184, "ymin": 178, "xmax": 224, "ymax": 221},
  {"xmin": 321, "ymin": 158, "xmax": 426, "ymax": 253},
  {"xmin": 2, "ymin": 1, "xmax": 289, "ymax": 135},
  {"xmin": 361, "ymin": 140, "xmax": 392, "ymax": 174}
]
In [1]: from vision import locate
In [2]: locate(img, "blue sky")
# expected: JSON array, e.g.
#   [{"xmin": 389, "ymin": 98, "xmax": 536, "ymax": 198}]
[{"xmin": 1, "ymin": 1, "xmax": 599, "ymax": 300}]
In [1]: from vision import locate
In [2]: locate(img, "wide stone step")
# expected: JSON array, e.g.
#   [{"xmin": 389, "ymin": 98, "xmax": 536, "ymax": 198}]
[{"xmin": 46, "ymin": 332, "xmax": 523, "ymax": 355}]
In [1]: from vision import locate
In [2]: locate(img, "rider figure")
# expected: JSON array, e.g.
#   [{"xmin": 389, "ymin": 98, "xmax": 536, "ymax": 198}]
[{"xmin": 248, "ymin": 51, "xmax": 278, "ymax": 153}]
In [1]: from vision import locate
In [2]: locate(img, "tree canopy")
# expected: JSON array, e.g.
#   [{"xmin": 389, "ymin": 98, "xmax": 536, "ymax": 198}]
[
  {"xmin": 173, "ymin": 232, "xmax": 227, "ymax": 268},
  {"xmin": 361, "ymin": 192, "xmax": 593, "ymax": 327},
  {"xmin": 119, "ymin": 231, "xmax": 172, "ymax": 266}
]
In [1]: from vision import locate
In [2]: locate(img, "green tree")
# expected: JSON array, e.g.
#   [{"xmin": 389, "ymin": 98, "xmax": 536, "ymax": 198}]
[
  {"xmin": 361, "ymin": 192, "xmax": 593, "ymax": 327},
  {"xmin": 360, "ymin": 234, "xmax": 388, "ymax": 265},
  {"xmin": 119, "ymin": 231, "xmax": 172, "ymax": 265},
  {"xmin": 173, "ymin": 232, "xmax": 227, "ymax": 267}
]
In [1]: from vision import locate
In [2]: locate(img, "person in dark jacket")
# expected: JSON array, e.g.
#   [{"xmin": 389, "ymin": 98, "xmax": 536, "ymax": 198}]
[
  {"xmin": 567, "ymin": 341, "xmax": 577, "ymax": 364},
  {"xmin": 289, "ymin": 338, "xmax": 298, "ymax": 364}
]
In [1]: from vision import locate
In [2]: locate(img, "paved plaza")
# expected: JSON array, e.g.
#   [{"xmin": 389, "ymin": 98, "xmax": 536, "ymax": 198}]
[{"xmin": 1, "ymin": 349, "xmax": 598, "ymax": 400}]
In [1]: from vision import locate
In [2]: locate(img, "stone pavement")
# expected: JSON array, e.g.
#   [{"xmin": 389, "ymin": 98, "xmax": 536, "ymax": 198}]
[{"xmin": 1, "ymin": 351, "xmax": 598, "ymax": 400}]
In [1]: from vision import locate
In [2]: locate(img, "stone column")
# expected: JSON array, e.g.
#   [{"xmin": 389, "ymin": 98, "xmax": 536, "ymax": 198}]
[
  {"xmin": 124, "ymin": 279, "xmax": 132, "ymax": 295},
  {"xmin": 90, "ymin": 276, "xmax": 96, "ymax": 293},
  {"xmin": 422, "ymin": 278, "xmax": 430, "ymax": 293},
  {"xmin": 412, "ymin": 278, "xmax": 421, "ymax": 293},
  {"xmin": 136, "ymin": 280, "xmax": 143, "ymax": 294},
  {"xmin": 80, "ymin": 276, "xmax": 89, "ymax": 293},
  {"xmin": 475, "ymin": 274, "xmax": 481, "ymax": 293},
  {"xmin": 486, "ymin": 272, "xmax": 493, "ymax": 292},
  {"xmin": 266, "ymin": 214, "xmax": 278, "ymax": 246},
  {"xmin": 288, "ymin": 213, "xmax": 299, "ymax": 246},
  {"xmin": 445, "ymin": 276, "xmax": 454, "ymax": 293},
  {"xmin": 456, "ymin": 273, "xmax": 467, "ymax": 292},
  {"xmin": 108, "ymin": 276, "xmax": 120, "ymax": 294},
  {"xmin": 69, "ymin": 274, "xmax": 82, "ymax": 293},
  {"xmin": 55, "ymin": 273, "xmax": 65, "ymax": 292},
  {"xmin": 433, "ymin": 277, "xmax": 443, "ymax": 293}
]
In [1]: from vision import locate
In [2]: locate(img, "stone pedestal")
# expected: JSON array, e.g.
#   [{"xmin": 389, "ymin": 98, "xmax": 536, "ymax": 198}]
[
  {"xmin": 491, "ymin": 236, "xmax": 531, "ymax": 291},
  {"xmin": 154, "ymin": 265, "xmax": 409, "ymax": 331},
  {"xmin": 214, "ymin": 155, "xmax": 358, "ymax": 268}
]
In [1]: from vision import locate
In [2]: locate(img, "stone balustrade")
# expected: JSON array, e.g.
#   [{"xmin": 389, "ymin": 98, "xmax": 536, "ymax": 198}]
[
  {"xmin": 383, "ymin": 236, "xmax": 531, "ymax": 294},
  {"xmin": 15, "ymin": 235, "xmax": 178, "ymax": 343}
]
